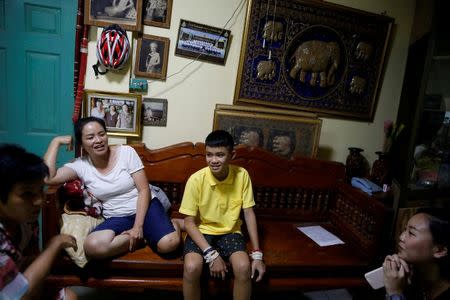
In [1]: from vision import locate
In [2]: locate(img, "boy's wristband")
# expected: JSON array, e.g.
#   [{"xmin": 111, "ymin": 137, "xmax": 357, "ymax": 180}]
[
  {"xmin": 249, "ymin": 250, "xmax": 263, "ymax": 260},
  {"xmin": 202, "ymin": 246, "xmax": 213, "ymax": 255},
  {"xmin": 204, "ymin": 249, "xmax": 219, "ymax": 264},
  {"xmin": 386, "ymin": 294, "xmax": 405, "ymax": 300}
]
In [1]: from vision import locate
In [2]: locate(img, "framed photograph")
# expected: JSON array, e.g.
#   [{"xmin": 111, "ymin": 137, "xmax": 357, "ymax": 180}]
[
  {"xmin": 234, "ymin": 0, "xmax": 394, "ymax": 121},
  {"xmin": 135, "ymin": 34, "xmax": 170, "ymax": 80},
  {"xmin": 84, "ymin": 90, "xmax": 142, "ymax": 137},
  {"xmin": 142, "ymin": 98, "xmax": 168, "ymax": 126},
  {"xmin": 143, "ymin": 0, "xmax": 172, "ymax": 28},
  {"xmin": 213, "ymin": 104, "xmax": 321, "ymax": 158},
  {"xmin": 175, "ymin": 19, "xmax": 231, "ymax": 65},
  {"xmin": 85, "ymin": 0, "xmax": 143, "ymax": 32}
]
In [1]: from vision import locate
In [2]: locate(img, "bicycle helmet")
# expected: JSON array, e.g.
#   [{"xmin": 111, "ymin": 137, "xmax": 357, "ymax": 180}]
[{"xmin": 93, "ymin": 24, "xmax": 130, "ymax": 76}]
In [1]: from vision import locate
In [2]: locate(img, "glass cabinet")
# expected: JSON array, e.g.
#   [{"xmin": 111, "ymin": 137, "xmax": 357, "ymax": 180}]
[{"xmin": 393, "ymin": 0, "xmax": 450, "ymax": 207}]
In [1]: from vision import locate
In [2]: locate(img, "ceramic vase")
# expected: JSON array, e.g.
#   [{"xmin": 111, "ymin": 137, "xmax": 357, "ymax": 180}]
[
  {"xmin": 370, "ymin": 151, "xmax": 391, "ymax": 186},
  {"xmin": 345, "ymin": 147, "xmax": 366, "ymax": 181}
]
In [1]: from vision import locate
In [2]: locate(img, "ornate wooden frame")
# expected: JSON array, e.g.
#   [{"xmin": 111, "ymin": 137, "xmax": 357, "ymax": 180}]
[
  {"xmin": 234, "ymin": 0, "xmax": 394, "ymax": 121},
  {"xmin": 213, "ymin": 104, "xmax": 321, "ymax": 158}
]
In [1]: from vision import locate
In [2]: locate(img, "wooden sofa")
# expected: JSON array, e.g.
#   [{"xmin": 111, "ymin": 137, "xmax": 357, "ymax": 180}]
[{"xmin": 42, "ymin": 142, "xmax": 390, "ymax": 294}]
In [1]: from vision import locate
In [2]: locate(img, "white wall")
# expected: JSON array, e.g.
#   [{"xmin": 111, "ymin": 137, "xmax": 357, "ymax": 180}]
[{"xmin": 84, "ymin": 0, "xmax": 416, "ymax": 164}]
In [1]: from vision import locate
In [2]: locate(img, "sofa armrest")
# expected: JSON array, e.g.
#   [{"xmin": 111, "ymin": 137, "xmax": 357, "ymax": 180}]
[
  {"xmin": 331, "ymin": 182, "xmax": 392, "ymax": 259},
  {"xmin": 42, "ymin": 185, "xmax": 62, "ymax": 247}
]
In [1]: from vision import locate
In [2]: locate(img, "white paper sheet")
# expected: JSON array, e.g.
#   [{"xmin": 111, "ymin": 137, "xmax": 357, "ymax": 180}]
[{"xmin": 297, "ymin": 225, "xmax": 345, "ymax": 247}]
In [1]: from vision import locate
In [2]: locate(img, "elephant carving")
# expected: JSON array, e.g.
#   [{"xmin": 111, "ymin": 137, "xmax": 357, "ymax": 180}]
[
  {"xmin": 355, "ymin": 42, "xmax": 373, "ymax": 61},
  {"xmin": 289, "ymin": 40, "xmax": 340, "ymax": 87},
  {"xmin": 349, "ymin": 76, "xmax": 367, "ymax": 95},
  {"xmin": 256, "ymin": 60, "xmax": 276, "ymax": 81},
  {"xmin": 262, "ymin": 21, "xmax": 284, "ymax": 42}
]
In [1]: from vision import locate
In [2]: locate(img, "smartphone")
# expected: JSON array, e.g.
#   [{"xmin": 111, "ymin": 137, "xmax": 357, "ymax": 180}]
[{"xmin": 364, "ymin": 266, "xmax": 384, "ymax": 289}]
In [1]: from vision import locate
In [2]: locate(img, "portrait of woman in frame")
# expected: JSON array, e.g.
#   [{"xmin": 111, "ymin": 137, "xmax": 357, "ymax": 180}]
[{"xmin": 134, "ymin": 34, "xmax": 170, "ymax": 80}]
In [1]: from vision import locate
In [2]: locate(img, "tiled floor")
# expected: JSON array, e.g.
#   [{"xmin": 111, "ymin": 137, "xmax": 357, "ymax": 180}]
[{"xmin": 72, "ymin": 287, "xmax": 384, "ymax": 299}]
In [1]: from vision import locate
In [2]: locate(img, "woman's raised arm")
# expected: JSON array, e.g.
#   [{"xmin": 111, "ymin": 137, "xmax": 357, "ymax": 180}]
[{"xmin": 43, "ymin": 136, "xmax": 78, "ymax": 185}]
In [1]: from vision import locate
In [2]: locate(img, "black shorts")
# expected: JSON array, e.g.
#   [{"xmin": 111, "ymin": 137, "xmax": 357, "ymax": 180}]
[{"xmin": 183, "ymin": 233, "xmax": 246, "ymax": 259}]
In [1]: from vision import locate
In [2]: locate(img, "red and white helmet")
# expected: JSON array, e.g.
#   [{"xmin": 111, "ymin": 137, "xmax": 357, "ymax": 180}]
[{"xmin": 94, "ymin": 24, "xmax": 130, "ymax": 74}]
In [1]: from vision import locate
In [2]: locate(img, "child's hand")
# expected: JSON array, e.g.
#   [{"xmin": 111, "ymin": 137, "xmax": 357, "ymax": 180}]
[
  {"xmin": 251, "ymin": 259, "xmax": 266, "ymax": 282},
  {"xmin": 209, "ymin": 256, "xmax": 227, "ymax": 280},
  {"xmin": 52, "ymin": 234, "xmax": 77, "ymax": 251}
]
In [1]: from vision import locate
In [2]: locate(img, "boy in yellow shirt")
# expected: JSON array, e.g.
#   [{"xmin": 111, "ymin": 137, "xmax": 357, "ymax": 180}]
[{"xmin": 179, "ymin": 130, "xmax": 266, "ymax": 300}]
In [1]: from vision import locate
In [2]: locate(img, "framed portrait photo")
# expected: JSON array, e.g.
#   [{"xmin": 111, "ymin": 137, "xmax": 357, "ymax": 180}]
[
  {"xmin": 142, "ymin": 98, "xmax": 167, "ymax": 126},
  {"xmin": 85, "ymin": 0, "xmax": 143, "ymax": 32},
  {"xmin": 213, "ymin": 104, "xmax": 321, "ymax": 158},
  {"xmin": 84, "ymin": 90, "xmax": 142, "ymax": 137},
  {"xmin": 134, "ymin": 34, "xmax": 170, "ymax": 80},
  {"xmin": 175, "ymin": 19, "xmax": 231, "ymax": 65},
  {"xmin": 143, "ymin": 0, "xmax": 172, "ymax": 28}
]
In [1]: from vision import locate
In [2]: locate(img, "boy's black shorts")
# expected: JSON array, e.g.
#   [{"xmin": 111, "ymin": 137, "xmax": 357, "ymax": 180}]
[{"xmin": 183, "ymin": 233, "xmax": 246, "ymax": 259}]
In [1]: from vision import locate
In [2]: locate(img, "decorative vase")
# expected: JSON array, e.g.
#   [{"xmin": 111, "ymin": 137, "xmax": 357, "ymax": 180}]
[
  {"xmin": 346, "ymin": 147, "xmax": 366, "ymax": 181},
  {"xmin": 370, "ymin": 151, "xmax": 391, "ymax": 186}
]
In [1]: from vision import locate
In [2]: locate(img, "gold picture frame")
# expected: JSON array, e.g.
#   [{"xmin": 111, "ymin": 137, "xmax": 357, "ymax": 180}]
[
  {"xmin": 134, "ymin": 34, "xmax": 170, "ymax": 80},
  {"xmin": 84, "ymin": 0, "xmax": 143, "ymax": 32},
  {"xmin": 143, "ymin": 0, "xmax": 173, "ymax": 28},
  {"xmin": 84, "ymin": 90, "xmax": 142, "ymax": 138},
  {"xmin": 213, "ymin": 104, "xmax": 321, "ymax": 158},
  {"xmin": 234, "ymin": 0, "xmax": 394, "ymax": 121}
]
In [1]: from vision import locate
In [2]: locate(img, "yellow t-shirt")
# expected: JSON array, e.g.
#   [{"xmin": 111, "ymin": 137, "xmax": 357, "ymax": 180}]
[{"xmin": 179, "ymin": 165, "xmax": 255, "ymax": 235}]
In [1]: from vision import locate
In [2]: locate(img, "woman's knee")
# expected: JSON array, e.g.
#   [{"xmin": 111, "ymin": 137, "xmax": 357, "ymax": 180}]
[
  {"xmin": 156, "ymin": 231, "xmax": 180, "ymax": 253},
  {"xmin": 84, "ymin": 234, "xmax": 110, "ymax": 257}
]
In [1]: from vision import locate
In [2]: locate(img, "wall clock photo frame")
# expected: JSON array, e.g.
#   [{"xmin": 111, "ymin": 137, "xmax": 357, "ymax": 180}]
[{"xmin": 234, "ymin": 0, "xmax": 394, "ymax": 121}]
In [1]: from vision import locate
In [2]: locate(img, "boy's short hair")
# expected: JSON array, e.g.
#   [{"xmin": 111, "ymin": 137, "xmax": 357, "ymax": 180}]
[
  {"xmin": 205, "ymin": 130, "xmax": 234, "ymax": 152},
  {"xmin": 0, "ymin": 144, "xmax": 49, "ymax": 203},
  {"xmin": 74, "ymin": 117, "xmax": 107, "ymax": 146}
]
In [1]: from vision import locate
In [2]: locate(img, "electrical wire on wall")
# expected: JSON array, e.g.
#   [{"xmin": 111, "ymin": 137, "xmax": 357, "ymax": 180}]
[{"xmin": 142, "ymin": 0, "xmax": 247, "ymax": 84}]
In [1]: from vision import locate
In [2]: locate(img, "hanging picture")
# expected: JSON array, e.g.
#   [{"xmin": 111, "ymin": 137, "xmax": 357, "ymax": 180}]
[
  {"xmin": 213, "ymin": 104, "xmax": 321, "ymax": 158},
  {"xmin": 134, "ymin": 34, "xmax": 170, "ymax": 80},
  {"xmin": 234, "ymin": 0, "xmax": 394, "ymax": 121},
  {"xmin": 175, "ymin": 19, "xmax": 231, "ymax": 65},
  {"xmin": 142, "ymin": 98, "xmax": 168, "ymax": 126},
  {"xmin": 85, "ymin": 0, "xmax": 143, "ymax": 31},
  {"xmin": 143, "ymin": 0, "xmax": 173, "ymax": 28},
  {"xmin": 84, "ymin": 90, "xmax": 142, "ymax": 137}
]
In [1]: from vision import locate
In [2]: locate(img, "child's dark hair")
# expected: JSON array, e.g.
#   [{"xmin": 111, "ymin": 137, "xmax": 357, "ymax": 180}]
[
  {"xmin": 205, "ymin": 130, "xmax": 234, "ymax": 152},
  {"xmin": 0, "ymin": 144, "xmax": 49, "ymax": 203},
  {"xmin": 74, "ymin": 117, "xmax": 107, "ymax": 146},
  {"xmin": 418, "ymin": 207, "xmax": 450, "ymax": 278}
]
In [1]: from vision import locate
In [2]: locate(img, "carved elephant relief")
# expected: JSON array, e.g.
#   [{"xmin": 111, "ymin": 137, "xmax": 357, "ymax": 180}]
[
  {"xmin": 355, "ymin": 42, "xmax": 373, "ymax": 61},
  {"xmin": 289, "ymin": 40, "xmax": 340, "ymax": 88},
  {"xmin": 256, "ymin": 60, "xmax": 276, "ymax": 81},
  {"xmin": 262, "ymin": 21, "xmax": 284, "ymax": 42},
  {"xmin": 349, "ymin": 75, "xmax": 367, "ymax": 95}
]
